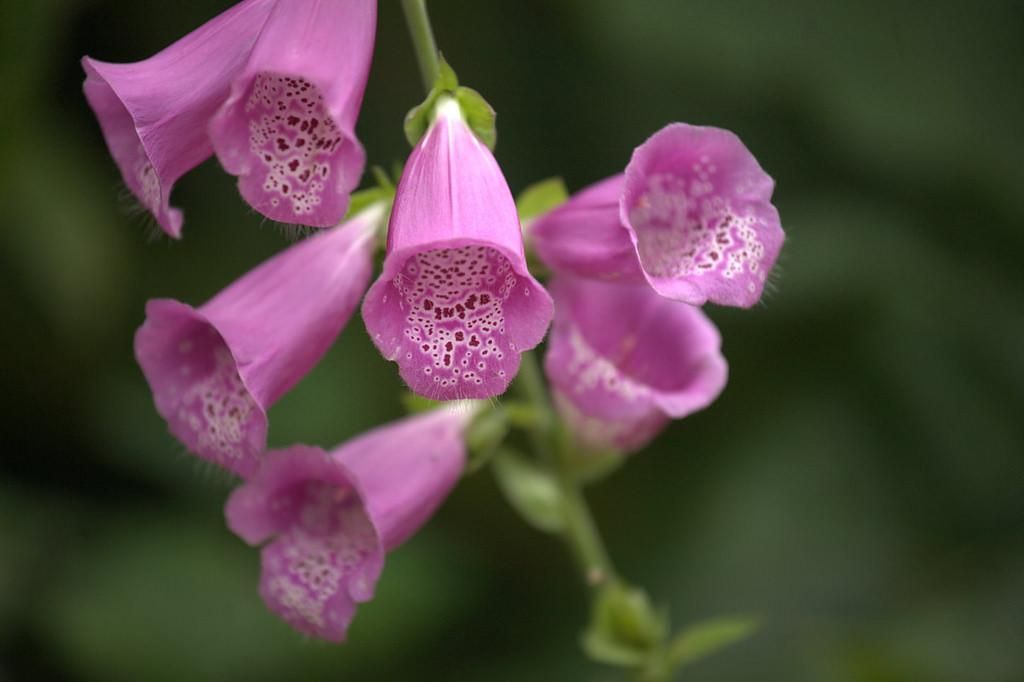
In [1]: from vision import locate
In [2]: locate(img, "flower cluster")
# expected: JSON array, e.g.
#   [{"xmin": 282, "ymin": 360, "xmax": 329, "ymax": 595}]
[
  {"xmin": 84, "ymin": 0, "xmax": 782, "ymax": 647},
  {"xmin": 532, "ymin": 123, "xmax": 784, "ymax": 453}
]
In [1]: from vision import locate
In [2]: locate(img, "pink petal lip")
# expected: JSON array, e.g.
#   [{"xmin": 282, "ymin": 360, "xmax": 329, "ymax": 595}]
[
  {"xmin": 135, "ymin": 207, "xmax": 382, "ymax": 477},
  {"xmin": 544, "ymin": 275, "xmax": 728, "ymax": 453},
  {"xmin": 224, "ymin": 407, "xmax": 472, "ymax": 641},
  {"xmin": 620, "ymin": 123, "xmax": 784, "ymax": 308},
  {"xmin": 225, "ymin": 444, "xmax": 384, "ymax": 642},
  {"xmin": 209, "ymin": 0, "xmax": 377, "ymax": 227}
]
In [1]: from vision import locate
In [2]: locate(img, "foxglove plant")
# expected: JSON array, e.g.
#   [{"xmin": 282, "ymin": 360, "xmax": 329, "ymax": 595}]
[
  {"xmin": 90, "ymin": 0, "xmax": 784, "ymax": 677},
  {"xmin": 82, "ymin": 0, "xmax": 275, "ymax": 237},
  {"xmin": 362, "ymin": 97, "xmax": 554, "ymax": 400},
  {"xmin": 210, "ymin": 0, "xmax": 376, "ymax": 226},
  {"xmin": 545, "ymin": 276, "xmax": 727, "ymax": 454},
  {"xmin": 83, "ymin": 0, "xmax": 376, "ymax": 236},
  {"xmin": 135, "ymin": 204, "xmax": 384, "ymax": 478},
  {"xmin": 225, "ymin": 406, "xmax": 472, "ymax": 640}
]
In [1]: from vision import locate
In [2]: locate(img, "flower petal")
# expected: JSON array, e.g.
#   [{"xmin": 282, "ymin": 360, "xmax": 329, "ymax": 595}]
[
  {"xmin": 529, "ymin": 174, "xmax": 644, "ymax": 281},
  {"xmin": 362, "ymin": 101, "xmax": 553, "ymax": 400},
  {"xmin": 210, "ymin": 0, "xmax": 376, "ymax": 226},
  {"xmin": 224, "ymin": 406, "xmax": 470, "ymax": 641},
  {"xmin": 545, "ymin": 276, "xmax": 728, "ymax": 452},
  {"xmin": 226, "ymin": 445, "xmax": 383, "ymax": 641},
  {"xmin": 81, "ymin": 0, "xmax": 275, "ymax": 237},
  {"xmin": 134, "ymin": 299, "xmax": 268, "ymax": 476},
  {"xmin": 620, "ymin": 123, "xmax": 784, "ymax": 307},
  {"xmin": 332, "ymin": 405, "xmax": 473, "ymax": 550},
  {"xmin": 135, "ymin": 206, "xmax": 381, "ymax": 477}
]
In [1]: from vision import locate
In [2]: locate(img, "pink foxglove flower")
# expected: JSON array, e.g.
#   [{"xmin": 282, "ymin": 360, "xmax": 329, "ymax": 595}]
[
  {"xmin": 531, "ymin": 123, "xmax": 783, "ymax": 308},
  {"xmin": 545, "ymin": 276, "xmax": 727, "ymax": 453},
  {"xmin": 135, "ymin": 204, "xmax": 384, "ymax": 478},
  {"xmin": 82, "ymin": 0, "xmax": 275, "ymax": 238},
  {"xmin": 224, "ymin": 406, "xmax": 472, "ymax": 641},
  {"xmin": 362, "ymin": 99, "xmax": 553, "ymax": 400},
  {"xmin": 209, "ymin": 0, "xmax": 376, "ymax": 227}
]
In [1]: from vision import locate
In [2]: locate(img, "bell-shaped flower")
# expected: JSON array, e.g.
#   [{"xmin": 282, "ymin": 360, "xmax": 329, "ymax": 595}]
[
  {"xmin": 224, "ymin": 406, "xmax": 472, "ymax": 641},
  {"xmin": 209, "ymin": 0, "xmax": 376, "ymax": 227},
  {"xmin": 134, "ymin": 204, "xmax": 385, "ymax": 478},
  {"xmin": 544, "ymin": 276, "xmax": 728, "ymax": 453},
  {"xmin": 621, "ymin": 123, "xmax": 783, "ymax": 307},
  {"xmin": 530, "ymin": 123, "xmax": 783, "ymax": 308},
  {"xmin": 81, "ymin": 0, "xmax": 275, "ymax": 238},
  {"xmin": 362, "ymin": 99, "xmax": 553, "ymax": 400}
]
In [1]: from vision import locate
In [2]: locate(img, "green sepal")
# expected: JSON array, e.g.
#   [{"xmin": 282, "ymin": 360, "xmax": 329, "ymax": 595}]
[
  {"xmin": 582, "ymin": 582, "xmax": 668, "ymax": 668},
  {"xmin": 435, "ymin": 55, "xmax": 459, "ymax": 91},
  {"xmin": 403, "ymin": 55, "xmax": 497, "ymax": 149},
  {"xmin": 516, "ymin": 177, "xmax": 568, "ymax": 223},
  {"xmin": 491, "ymin": 449, "xmax": 565, "ymax": 533},
  {"xmin": 454, "ymin": 86, "xmax": 496, "ymax": 149},
  {"xmin": 666, "ymin": 615, "xmax": 760, "ymax": 670}
]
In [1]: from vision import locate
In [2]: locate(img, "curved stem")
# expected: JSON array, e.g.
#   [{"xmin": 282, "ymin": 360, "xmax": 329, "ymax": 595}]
[
  {"xmin": 557, "ymin": 443, "xmax": 617, "ymax": 587},
  {"xmin": 515, "ymin": 351, "xmax": 617, "ymax": 587},
  {"xmin": 401, "ymin": 0, "xmax": 441, "ymax": 94}
]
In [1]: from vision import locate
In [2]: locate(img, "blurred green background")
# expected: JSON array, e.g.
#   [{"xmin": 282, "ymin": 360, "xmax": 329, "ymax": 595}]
[{"xmin": 2, "ymin": 0, "xmax": 1023, "ymax": 680}]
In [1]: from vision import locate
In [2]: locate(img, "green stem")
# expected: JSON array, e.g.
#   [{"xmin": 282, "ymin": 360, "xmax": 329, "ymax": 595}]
[
  {"xmin": 401, "ymin": 0, "xmax": 441, "ymax": 94},
  {"xmin": 515, "ymin": 352, "xmax": 617, "ymax": 588},
  {"xmin": 557, "ymin": 447, "xmax": 618, "ymax": 588}
]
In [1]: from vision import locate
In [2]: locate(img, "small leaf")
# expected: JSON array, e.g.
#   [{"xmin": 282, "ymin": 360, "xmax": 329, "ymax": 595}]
[
  {"xmin": 492, "ymin": 449, "xmax": 565, "ymax": 533},
  {"xmin": 582, "ymin": 583, "xmax": 668, "ymax": 668},
  {"xmin": 581, "ymin": 628, "xmax": 649, "ymax": 667},
  {"xmin": 516, "ymin": 177, "xmax": 569, "ymax": 223},
  {"xmin": 345, "ymin": 187, "xmax": 391, "ymax": 219},
  {"xmin": 455, "ymin": 86, "xmax": 496, "ymax": 150},
  {"xmin": 464, "ymin": 408, "xmax": 509, "ymax": 474},
  {"xmin": 666, "ymin": 615, "xmax": 760, "ymax": 669}
]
